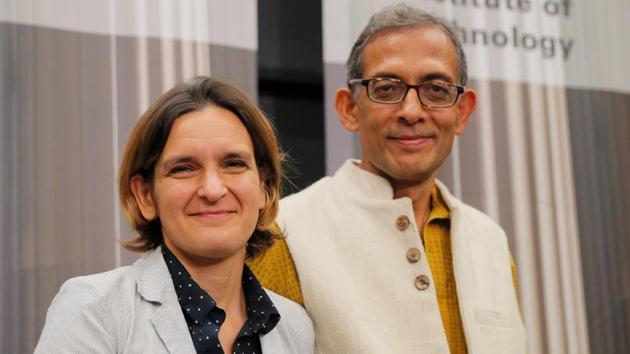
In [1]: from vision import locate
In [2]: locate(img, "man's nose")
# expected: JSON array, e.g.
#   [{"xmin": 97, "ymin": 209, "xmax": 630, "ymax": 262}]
[
  {"xmin": 197, "ymin": 170, "xmax": 228, "ymax": 201},
  {"xmin": 398, "ymin": 87, "xmax": 427, "ymax": 124}
]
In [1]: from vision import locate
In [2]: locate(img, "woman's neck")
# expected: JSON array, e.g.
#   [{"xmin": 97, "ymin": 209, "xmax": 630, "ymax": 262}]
[
  {"xmin": 169, "ymin": 245, "xmax": 247, "ymax": 311},
  {"xmin": 166, "ymin": 244, "xmax": 249, "ymax": 352}
]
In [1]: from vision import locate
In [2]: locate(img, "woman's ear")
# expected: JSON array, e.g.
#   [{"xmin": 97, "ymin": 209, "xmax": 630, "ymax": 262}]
[
  {"xmin": 258, "ymin": 180, "xmax": 267, "ymax": 211},
  {"xmin": 256, "ymin": 168, "xmax": 269, "ymax": 211},
  {"xmin": 130, "ymin": 174, "xmax": 158, "ymax": 220},
  {"xmin": 335, "ymin": 87, "xmax": 360, "ymax": 132}
]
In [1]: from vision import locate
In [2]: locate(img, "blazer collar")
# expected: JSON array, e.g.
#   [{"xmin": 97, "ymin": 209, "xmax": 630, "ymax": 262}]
[{"xmin": 132, "ymin": 247, "xmax": 196, "ymax": 353}]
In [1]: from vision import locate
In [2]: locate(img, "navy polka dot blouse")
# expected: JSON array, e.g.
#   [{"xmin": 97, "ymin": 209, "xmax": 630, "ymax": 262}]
[{"xmin": 163, "ymin": 247, "xmax": 280, "ymax": 354}]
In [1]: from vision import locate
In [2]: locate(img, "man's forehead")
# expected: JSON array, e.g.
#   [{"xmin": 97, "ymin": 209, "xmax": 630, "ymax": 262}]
[
  {"xmin": 361, "ymin": 26, "xmax": 459, "ymax": 81},
  {"xmin": 366, "ymin": 25, "xmax": 452, "ymax": 48}
]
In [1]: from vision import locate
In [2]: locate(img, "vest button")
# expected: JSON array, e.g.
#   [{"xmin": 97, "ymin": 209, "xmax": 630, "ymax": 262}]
[
  {"xmin": 406, "ymin": 248, "xmax": 421, "ymax": 263},
  {"xmin": 414, "ymin": 275, "xmax": 430, "ymax": 291},
  {"xmin": 396, "ymin": 215, "xmax": 410, "ymax": 230}
]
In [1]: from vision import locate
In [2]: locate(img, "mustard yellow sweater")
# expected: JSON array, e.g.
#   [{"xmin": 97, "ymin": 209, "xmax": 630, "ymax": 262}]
[{"xmin": 248, "ymin": 186, "xmax": 517, "ymax": 354}]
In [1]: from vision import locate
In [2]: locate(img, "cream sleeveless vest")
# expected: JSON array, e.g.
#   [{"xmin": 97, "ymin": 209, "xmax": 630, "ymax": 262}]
[{"xmin": 279, "ymin": 160, "xmax": 527, "ymax": 354}]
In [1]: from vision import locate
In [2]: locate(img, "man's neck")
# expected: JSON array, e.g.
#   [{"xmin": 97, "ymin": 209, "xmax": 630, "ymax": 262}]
[
  {"xmin": 391, "ymin": 175, "xmax": 436, "ymax": 231},
  {"xmin": 353, "ymin": 160, "xmax": 437, "ymax": 229}
]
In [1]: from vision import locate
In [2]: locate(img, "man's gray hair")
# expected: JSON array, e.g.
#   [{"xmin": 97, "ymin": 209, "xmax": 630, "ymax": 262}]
[{"xmin": 347, "ymin": 3, "xmax": 468, "ymax": 87}]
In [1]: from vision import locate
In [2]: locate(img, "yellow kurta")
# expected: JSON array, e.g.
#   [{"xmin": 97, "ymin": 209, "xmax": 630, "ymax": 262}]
[{"xmin": 248, "ymin": 186, "xmax": 518, "ymax": 354}]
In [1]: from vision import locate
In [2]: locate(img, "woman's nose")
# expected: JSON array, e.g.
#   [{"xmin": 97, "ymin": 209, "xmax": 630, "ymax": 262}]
[{"xmin": 197, "ymin": 171, "xmax": 228, "ymax": 201}]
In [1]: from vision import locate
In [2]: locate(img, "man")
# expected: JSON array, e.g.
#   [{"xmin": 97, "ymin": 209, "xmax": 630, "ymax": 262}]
[{"xmin": 248, "ymin": 3, "xmax": 526, "ymax": 353}]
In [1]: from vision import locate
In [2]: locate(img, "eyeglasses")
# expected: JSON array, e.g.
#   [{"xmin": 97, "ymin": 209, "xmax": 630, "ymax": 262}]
[{"xmin": 348, "ymin": 77, "xmax": 465, "ymax": 108}]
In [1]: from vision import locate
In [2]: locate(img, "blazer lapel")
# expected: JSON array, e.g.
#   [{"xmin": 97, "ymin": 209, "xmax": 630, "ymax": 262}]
[
  {"xmin": 151, "ymin": 303, "xmax": 195, "ymax": 353},
  {"xmin": 133, "ymin": 248, "xmax": 196, "ymax": 353}
]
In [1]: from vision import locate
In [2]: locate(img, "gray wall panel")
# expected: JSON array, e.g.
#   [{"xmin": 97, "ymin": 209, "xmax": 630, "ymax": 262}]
[
  {"xmin": 567, "ymin": 88, "xmax": 630, "ymax": 354},
  {"xmin": 209, "ymin": 44, "xmax": 257, "ymax": 101},
  {"xmin": 1, "ymin": 24, "xmax": 119, "ymax": 351},
  {"xmin": 324, "ymin": 62, "xmax": 355, "ymax": 173}
]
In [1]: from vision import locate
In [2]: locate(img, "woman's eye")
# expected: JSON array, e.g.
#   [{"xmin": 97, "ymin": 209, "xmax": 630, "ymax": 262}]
[
  {"xmin": 225, "ymin": 160, "xmax": 248, "ymax": 169},
  {"xmin": 169, "ymin": 165, "xmax": 194, "ymax": 174}
]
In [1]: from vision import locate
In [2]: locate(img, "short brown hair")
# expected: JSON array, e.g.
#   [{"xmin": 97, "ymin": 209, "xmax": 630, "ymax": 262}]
[
  {"xmin": 347, "ymin": 3, "xmax": 467, "ymax": 86},
  {"xmin": 119, "ymin": 77, "xmax": 283, "ymax": 258}
]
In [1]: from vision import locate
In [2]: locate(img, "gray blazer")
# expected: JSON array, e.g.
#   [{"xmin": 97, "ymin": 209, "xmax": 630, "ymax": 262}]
[{"xmin": 35, "ymin": 248, "xmax": 314, "ymax": 353}]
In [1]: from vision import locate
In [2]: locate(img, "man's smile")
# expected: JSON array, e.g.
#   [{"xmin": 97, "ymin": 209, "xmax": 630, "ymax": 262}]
[{"xmin": 387, "ymin": 133, "xmax": 436, "ymax": 149}]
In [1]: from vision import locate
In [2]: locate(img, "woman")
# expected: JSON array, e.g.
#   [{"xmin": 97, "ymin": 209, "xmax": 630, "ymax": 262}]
[{"xmin": 35, "ymin": 77, "xmax": 313, "ymax": 353}]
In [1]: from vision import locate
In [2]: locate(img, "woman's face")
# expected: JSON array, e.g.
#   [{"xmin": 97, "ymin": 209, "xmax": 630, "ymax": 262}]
[{"xmin": 132, "ymin": 105, "xmax": 265, "ymax": 264}]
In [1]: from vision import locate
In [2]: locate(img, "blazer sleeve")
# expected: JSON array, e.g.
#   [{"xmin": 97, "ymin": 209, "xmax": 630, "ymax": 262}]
[{"xmin": 35, "ymin": 277, "xmax": 116, "ymax": 353}]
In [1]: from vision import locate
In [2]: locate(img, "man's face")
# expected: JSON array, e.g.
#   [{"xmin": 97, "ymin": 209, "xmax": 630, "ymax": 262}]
[{"xmin": 341, "ymin": 26, "xmax": 476, "ymax": 186}]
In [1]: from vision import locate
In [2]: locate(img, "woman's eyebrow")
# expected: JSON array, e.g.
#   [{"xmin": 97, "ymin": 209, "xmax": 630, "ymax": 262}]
[
  {"xmin": 161, "ymin": 156, "xmax": 197, "ymax": 168},
  {"xmin": 223, "ymin": 150, "xmax": 255, "ymax": 160}
]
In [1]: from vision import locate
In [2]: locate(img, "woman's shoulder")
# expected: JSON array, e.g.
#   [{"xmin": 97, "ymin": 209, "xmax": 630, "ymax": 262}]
[
  {"xmin": 264, "ymin": 288, "xmax": 314, "ymax": 352},
  {"xmin": 45, "ymin": 265, "xmax": 139, "ymax": 327},
  {"xmin": 265, "ymin": 288, "xmax": 308, "ymax": 319},
  {"xmin": 60, "ymin": 248, "xmax": 166, "ymax": 301},
  {"xmin": 34, "ymin": 266, "xmax": 137, "ymax": 353},
  {"xmin": 59, "ymin": 265, "xmax": 136, "ymax": 300}
]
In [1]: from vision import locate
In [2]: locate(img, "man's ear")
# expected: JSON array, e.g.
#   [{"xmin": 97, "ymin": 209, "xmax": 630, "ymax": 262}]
[
  {"xmin": 130, "ymin": 174, "xmax": 158, "ymax": 220},
  {"xmin": 335, "ymin": 87, "xmax": 360, "ymax": 132},
  {"xmin": 454, "ymin": 88, "xmax": 477, "ymax": 135}
]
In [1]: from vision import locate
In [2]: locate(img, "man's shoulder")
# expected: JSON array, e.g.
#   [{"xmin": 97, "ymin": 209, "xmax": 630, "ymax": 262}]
[
  {"xmin": 436, "ymin": 181, "xmax": 507, "ymax": 236},
  {"xmin": 448, "ymin": 197, "xmax": 509, "ymax": 245},
  {"xmin": 460, "ymin": 201, "xmax": 505, "ymax": 228},
  {"xmin": 281, "ymin": 175, "xmax": 333, "ymax": 207}
]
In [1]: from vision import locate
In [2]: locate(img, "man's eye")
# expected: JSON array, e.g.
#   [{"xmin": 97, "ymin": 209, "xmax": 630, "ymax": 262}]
[
  {"xmin": 374, "ymin": 83, "xmax": 399, "ymax": 93},
  {"xmin": 431, "ymin": 84, "xmax": 448, "ymax": 92},
  {"xmin": 429, "ymin": 84, "xmax": 449, "ymax": 94}
]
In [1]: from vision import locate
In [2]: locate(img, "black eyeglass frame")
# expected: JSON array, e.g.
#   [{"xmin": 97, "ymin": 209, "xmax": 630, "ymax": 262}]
[{"xmin": 348, "ymin": 77, "xmax": 465, "ymax": 108}]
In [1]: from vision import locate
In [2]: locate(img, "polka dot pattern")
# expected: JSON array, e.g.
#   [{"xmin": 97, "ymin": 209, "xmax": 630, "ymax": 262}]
[{"xmin": 163, "ymin": 247, "xmax": 280, "ymax": 354}]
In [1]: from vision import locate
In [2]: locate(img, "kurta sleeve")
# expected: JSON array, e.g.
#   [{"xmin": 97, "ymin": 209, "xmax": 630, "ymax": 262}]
[{"xmin": 247, "ymin": 225, "xmax": 304, "ymax": 305}]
